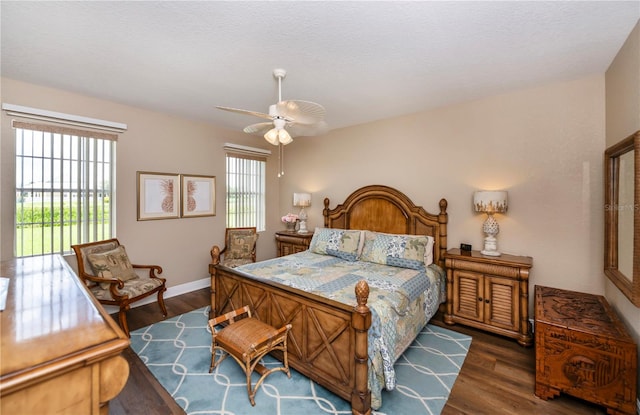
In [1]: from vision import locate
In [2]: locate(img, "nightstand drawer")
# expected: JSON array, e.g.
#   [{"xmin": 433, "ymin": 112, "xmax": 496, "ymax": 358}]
[{"xmin": 275, "ymin": 231, "xmax": 312, "ymax": 257}]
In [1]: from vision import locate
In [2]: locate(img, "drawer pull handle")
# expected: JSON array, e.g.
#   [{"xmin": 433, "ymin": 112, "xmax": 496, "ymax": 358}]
[
  {"xmin": 478, "ymin": 297, "xmax": 483, "ymax": 302},
  {"xmin": 485, "ymin": 299, "xmax": 490, "ymax": 304}
]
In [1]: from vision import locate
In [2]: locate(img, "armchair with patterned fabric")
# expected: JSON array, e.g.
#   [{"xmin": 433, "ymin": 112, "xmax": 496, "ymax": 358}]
[
  {"xmin": 211, "ymin": 227, "xmax": 258, "ymax": 268},
  {"xmin": 71, "ymin": 238, "xmax": 167, "ymax": 337}
]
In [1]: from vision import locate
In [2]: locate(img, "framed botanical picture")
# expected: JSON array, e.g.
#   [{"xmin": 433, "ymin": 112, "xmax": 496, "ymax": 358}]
[
  {"xmin": 137, "ymin": 171, "xmax": 181, "ymax": 220},
  {"xmin": 181, "ymin": 174, "xmax": 216, "ymax": 218}
]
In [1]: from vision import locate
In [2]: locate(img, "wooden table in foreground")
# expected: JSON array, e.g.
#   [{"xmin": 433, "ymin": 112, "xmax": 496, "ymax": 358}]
[
  {"xmin": 534, "ymin": 285, "xmax": 637, "ymax": 415},
  {"xmin": 0, "ymin": 255, "xmax": 130, "ymax": 415}
]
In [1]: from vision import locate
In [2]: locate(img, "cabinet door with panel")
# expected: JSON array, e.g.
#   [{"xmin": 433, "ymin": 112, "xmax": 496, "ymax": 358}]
[
  {"xmin": 452, "ymin": 269, "xmax": 519, "ymax": 332},
  {"xmin": 484, "ymin": 275, "xmax": 519, "ymax": 332},
  {"xmin": 452, "ymin": 269, "xmax": 484, "ymax": 322},
  {"xmin": 445, "ymin": 249, "xmax": 532, "ymax": 346}
]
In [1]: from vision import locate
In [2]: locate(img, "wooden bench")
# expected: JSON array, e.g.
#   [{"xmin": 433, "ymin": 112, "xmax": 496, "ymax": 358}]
[{"xmin": 208, "ymin": 306, "xmax": 292, "ymax": 406}]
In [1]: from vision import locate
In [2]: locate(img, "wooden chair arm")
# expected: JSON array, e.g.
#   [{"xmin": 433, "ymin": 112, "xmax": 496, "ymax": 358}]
[
  {"xmin": 81, "ymin": 272, "xmax": 123, "ymax": 287},
  {"xmin": 132, "ymin": 264, "xmax": 163, "ymax": 279},
  {"xmin": 107, "ymin": 280, "xmax": 129, "ymax": 300},
  {"xmin": 80, "ymin": 272, "xmax": 128, "ymax": 300}
]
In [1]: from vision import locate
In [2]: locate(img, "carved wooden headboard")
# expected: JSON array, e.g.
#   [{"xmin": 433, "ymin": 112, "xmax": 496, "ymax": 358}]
[{"xmin": 323, "ymin": 185, "xmax": 448, "ymax": 268}]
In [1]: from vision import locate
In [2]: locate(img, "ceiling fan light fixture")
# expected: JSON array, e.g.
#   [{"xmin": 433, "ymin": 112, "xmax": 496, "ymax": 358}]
[
  {"xmin": 218, "ymin": 68, "xmax": 328, "ymax": 153},
  {"xmin": 264, "ymin": 128, "xmax": 280, "ymax": 145},
  {"xmin": 264, "ymin": 126, "xmax": 293, "ymax": 145},
  {"xmin": 278, "ymin": 129, "xmax": 293, "ymax": 145}
]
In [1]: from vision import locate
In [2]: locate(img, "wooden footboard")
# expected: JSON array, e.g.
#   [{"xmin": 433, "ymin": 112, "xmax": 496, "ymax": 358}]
[{"xmin": 209, "ymin": 252, "xmax": 372, "ymax": 415}]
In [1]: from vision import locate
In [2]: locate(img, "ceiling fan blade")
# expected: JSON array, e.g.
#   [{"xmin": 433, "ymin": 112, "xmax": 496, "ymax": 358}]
[
  {"xmin": 276, "ymin": 100, "xmax": 325, "ymax": 124},
  {"xmin": 286, "ymin": 121, "xmax": 329, "ymax": 137},
  {"xmin": 243, "ymin": 122, "xmax": 273, "ymax": 135},
  {"xmin": 216, "ymin": 106, "xmax": 273, "ymax": 121}
]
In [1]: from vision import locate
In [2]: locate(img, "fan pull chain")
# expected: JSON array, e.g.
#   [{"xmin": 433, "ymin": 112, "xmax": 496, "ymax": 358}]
[{"xmin": 278, "ymin": 143, "xmax": 285, "ymax": 177}]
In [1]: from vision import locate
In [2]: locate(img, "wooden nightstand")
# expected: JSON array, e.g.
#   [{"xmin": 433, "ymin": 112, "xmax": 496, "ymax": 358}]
[
  {"xmin": 275, "ymin": 230, "xmax": 313, "ymax": 257},
  {"xmin": 444, "ymin": 248, "xmax": 533, "ymax": 346}
]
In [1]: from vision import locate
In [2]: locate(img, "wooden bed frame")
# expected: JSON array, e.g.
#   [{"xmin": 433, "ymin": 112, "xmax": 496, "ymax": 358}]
[{"xmin": 209, "ymin": 185, "xmax": 448, "ymax": 415}]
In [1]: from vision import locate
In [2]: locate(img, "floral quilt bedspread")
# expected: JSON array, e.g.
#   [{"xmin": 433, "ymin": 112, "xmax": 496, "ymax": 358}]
[{"xmin": 235, "ymin": 251, "xmax": 446, "ymax": 409}]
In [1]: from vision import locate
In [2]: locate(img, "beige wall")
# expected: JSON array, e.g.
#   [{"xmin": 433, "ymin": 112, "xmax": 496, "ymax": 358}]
[
  {"xmin": 282, "ymin": 75, "xmax": 606, "ymax": 309},
  {"xmin": 605, "ymin": 19, "xmax": 640, "ymax": 393},
  {"xmin": 1, "ymin": 78, "xmax": 282, "ymax": 289}
]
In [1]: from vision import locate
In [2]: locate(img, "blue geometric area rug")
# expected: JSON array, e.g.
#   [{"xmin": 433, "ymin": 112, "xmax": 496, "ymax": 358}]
[{"xmin": 130, "ymin": 307, "xmax": 471, "ymax": 415}]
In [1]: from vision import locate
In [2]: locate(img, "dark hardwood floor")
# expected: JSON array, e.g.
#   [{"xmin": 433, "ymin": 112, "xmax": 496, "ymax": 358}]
[
  {"xmin": 109, "ymin": 289, "xmax": 209, "ymax": 415},
  {"xmin": 110, "ymin": 288, "xmax": 607, "ymax": 415},
  {"xmin": 429, "ymin": 317, "xmax": 606, "ymax": 415}
]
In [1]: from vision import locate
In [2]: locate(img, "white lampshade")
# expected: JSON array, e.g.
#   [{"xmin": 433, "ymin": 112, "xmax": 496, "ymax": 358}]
[
  {"xmin": 473, "ymin": 191, "xmax": 508, "ymax": 214},
  {"xmin": 293, "ymin": 192, "xmax": 311, "ymax": 207},
  {"xmin": 264, "ymin": 128, "xmax": 279, "ymax": 145},
  {"xmin": 278, "ymin": 129, "xmax": 293, "ymax": 145}
]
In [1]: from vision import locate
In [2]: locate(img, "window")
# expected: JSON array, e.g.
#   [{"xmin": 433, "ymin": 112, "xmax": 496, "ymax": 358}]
[
  {"xmin": 226, "ymin": 152, "xmax": 267, "ymax": 231},
  {"xmin": 14, "ymin": 121, "xmax": 116, "ymax": 257}
]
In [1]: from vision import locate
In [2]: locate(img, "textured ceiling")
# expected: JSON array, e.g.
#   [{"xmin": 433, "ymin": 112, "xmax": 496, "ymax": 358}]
[{"xmin": 1, "ymin": 1, "xmax": 639, "ymax": 134}]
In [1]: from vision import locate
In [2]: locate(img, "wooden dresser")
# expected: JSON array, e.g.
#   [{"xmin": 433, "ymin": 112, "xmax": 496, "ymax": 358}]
[
  {"xmin": 0, "ymin": 255, "xmax": 130, "ymax": 415},
  {"xmin": 275, "ymin": 230, "xmax": 313, "ymax": 257},
  {"xmin": 534, "ymin": 285, "xmax": 637, "ymax": 415},
  {"xmin": 444, "ymin": 248, "xmax": 533, "ymax": 346}
]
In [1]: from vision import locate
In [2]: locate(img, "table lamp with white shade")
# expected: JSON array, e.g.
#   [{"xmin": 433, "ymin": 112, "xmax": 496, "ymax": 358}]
[{"xmin": 474, "ymin": 190, "xmax": 508, "ymax": 256}]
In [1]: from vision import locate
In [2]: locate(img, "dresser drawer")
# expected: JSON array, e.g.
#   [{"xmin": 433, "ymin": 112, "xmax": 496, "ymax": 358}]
[{"xmin": 275, "ymin": 230, "xmax": 312, "ymax": 257}]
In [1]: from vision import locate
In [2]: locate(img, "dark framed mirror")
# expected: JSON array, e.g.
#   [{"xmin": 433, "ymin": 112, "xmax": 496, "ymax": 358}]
[{"xmin": 604, "ymin": 130, "xmax": 640, "ymax": 307}]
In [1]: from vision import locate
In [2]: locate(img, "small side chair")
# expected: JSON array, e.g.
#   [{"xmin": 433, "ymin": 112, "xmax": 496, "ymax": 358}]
[
  {"xmin": 208, "ymin": 305, "xmax": 291, "ymax": 406},
  {"xmin": 71, "ymin": 238, "xmax": 167, "ymax": 337},
  {"xmin": 212, "ymin": 227, "xmax": 258, "ymax": 268}
]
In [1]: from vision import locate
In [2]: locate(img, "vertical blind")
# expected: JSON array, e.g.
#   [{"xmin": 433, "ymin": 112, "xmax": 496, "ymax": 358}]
[
  {"xmin": 14, "ymin": 120, "xmax": 116, "ymax": 257},
  {"xmin": 225, "ymin": 151, "xmax": 267, "ymax": 231}
]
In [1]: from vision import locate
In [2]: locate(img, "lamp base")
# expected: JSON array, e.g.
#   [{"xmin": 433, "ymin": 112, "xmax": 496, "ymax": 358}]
[
  {"xmin": 481, "ymin": 234, "xmax": 501, "ymax": 257},
  {"xmin": 298, "ymin": 206, "xmax": 309, "ymax": 234}
]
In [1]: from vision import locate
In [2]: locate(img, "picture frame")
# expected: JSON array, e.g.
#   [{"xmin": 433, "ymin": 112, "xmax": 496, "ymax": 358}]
[
  {"xmin": 137, "ymin": 171, "xmax": 181, "ymax": 220},
  {"xmin": 181, "ymin": 174, "xmax": 216, "ymax": 218}
]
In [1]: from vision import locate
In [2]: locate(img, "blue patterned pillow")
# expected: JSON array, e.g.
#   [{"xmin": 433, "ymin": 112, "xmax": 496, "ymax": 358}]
[
  {"xmin": 309, "ymin": 228, "xmax": 362, "ymax": 261},
  {"xmin": 360, "ymin": 231, "xmax": 431, "ymax": 269}
]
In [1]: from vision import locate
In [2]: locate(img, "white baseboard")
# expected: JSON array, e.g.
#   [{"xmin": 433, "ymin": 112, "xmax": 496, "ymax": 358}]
[{"xmin": 102, "ymin": 277, "xmax": 209, "ymax": 314}]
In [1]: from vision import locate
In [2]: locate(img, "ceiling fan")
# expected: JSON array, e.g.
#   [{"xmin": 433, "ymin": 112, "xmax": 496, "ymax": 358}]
[{"xmin": 216, "ymin": 68, "xmax": 328, "ymax": 146}]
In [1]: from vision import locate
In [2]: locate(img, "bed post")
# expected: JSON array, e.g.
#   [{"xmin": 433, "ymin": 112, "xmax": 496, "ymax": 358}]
[
  {"xmin": 351, "ymin": 280, "xmax": 372, "ymax": 415},
  {"xmin": 209, "ymin": 245, "xmax": 221, "ymax": 319},
  {"xmin": 323, "ymin": 197, "xmax": 330, "ymax": 227},
  {"xmin": 437, "ymin": 198, "xmax": 448, "ymax": 269}
]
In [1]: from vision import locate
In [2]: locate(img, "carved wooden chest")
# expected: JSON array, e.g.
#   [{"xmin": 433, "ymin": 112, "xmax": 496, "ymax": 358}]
[{"xmin": 534, "ymin": 285, "xmax": 637, "ymax": 415}]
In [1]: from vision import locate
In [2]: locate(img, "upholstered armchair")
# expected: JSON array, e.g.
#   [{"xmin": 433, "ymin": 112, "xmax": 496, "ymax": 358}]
[
  {"xmin": 71, "ymin": 238, "xmax": 167, "ymax": 337},
  {"xmin": 210, "ymin": 227, "xmax": 258, "ymax": 268}
]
